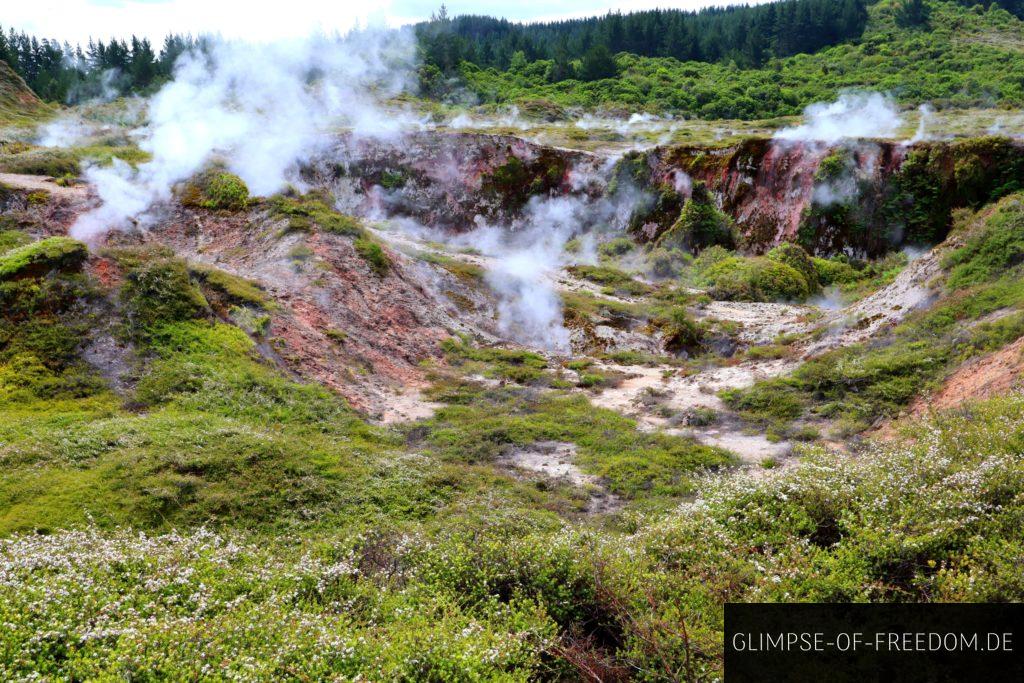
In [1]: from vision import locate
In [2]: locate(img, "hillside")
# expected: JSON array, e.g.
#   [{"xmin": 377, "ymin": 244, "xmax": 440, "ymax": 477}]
[
  {"xmin": 0, "ymin": 59, "xmax": 47, "ymax": 125},
  {"xmin": 2, "ymin": 0, "xmax": 1024, "ymax": 678},
  {"xmin": 457, "ymin": 0, "xmax": 1024, "ymax": 118},
  {"xmin": 2, "ymin": 114, "xmax": 1024, "ymax": 676}
]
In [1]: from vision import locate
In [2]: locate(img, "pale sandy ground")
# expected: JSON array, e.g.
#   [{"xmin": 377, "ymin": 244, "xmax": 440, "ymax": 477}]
[
  {"xmin": 371, "ymin": 216, "xmax": 944, "ymax": 494},
  {"xmin": 0, "ymin": 172, "xmax": 89, "ymax": 202}
]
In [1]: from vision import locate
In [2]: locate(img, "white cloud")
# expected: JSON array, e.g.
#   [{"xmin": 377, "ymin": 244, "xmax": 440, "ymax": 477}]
[
  {"xmin": 4, "ymin": 0, "xmax": 392, "ymax": 44},
  {"xmin": 5, "ymin": 0, "xmax": 768, "ymax": 44}
]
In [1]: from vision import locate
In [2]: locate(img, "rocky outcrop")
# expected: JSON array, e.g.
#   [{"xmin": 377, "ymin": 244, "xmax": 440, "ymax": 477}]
[
  {"xmin": 304, "ymin": 131, "xmax": 1024, "ymax": 257},
  {"xmin": 306, "ymin": 132, "xmax": 604, "ymax": 230},
  {"xmin": 632, "ymin": 136, "xmax": 1024, "ymax": 255},
  {"xmin": 102, "ymin": 203, "xmax": 498, "ymax": 418}
]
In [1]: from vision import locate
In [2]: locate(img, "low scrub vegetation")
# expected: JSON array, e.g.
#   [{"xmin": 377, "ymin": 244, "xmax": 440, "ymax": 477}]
[
  {"xmin": 725, "ymin": 193, "xmax": 1024, "ymax": 434},
  {"xmin": 3, "ymin": 385, "xmax": 1022, "ymax": 677},
  {"xmin": 180, "ymin": 170, "xmax": 250, "ymax": 211}
]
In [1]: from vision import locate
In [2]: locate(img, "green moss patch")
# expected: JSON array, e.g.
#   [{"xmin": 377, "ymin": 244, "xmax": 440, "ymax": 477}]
[
  {"xmin": 354, "ymin": 237, "xmax": 391, "ymax": 276},
  {"xmin": 0, "ymin": 237, "xmax": 87, "ymax": 281},
  {"xmin": 269, "ymin": 191, "xmax": 364, "ymax": 236},
  {"xmin": 188, "ymin": 263, "xmax": 271, "ymax": 308},
  {"xmin": 181, "ymin": 171, "xmax": 250, "ymax": 211}
]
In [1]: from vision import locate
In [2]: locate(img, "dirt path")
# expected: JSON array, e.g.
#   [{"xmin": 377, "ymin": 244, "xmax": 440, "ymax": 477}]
[{"xmin": 0, "ymin": 173, "xmax": 89, "ymax": 202}]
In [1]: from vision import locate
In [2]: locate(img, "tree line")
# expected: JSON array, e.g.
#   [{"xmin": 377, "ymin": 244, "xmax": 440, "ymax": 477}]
[
  {"xmin": 4, "ymin": 0, "xmax": 1024, "ymax": 104},
  {"xmin": 0, "ymin": 29, "xmax": 201, "ymax": 102},
  {"xmin": 416, "ymin": 0, "xmax": 871, "ymax": 81}
]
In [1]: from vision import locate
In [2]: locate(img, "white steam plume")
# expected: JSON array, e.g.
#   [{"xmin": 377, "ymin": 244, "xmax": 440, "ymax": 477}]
[
  {"xmin": 464, "ymin": 196, "xmax": 587, "ymax": 353},
  {"xmin": 71, "ymin": 29, "xmax": 417, "ymax": 241},
  {"xmin": 37, "ymin": 116, "xmax": 93, "ymax": 148},
  {"xmin": 907, "ymin": 104, "xmax": 935, "ymax": 144},
  {"xmin": 774, "ymin": 92, "xmax": 902, "ymax": 144},
  {"xmin": 389, "ymin": 165, "xmax": 641, "ymax": 354},
  {"xmin": 672, "ymin": 169, "xmax": 692, "ymax": 196}
]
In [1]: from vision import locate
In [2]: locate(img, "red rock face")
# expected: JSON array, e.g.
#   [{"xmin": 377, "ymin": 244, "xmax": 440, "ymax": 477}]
[
  {"xmin": 89, "ymin": 256, "xmax": 123, "ymax": 289},
  {"xmin": 723, "ymin": 141, "xmax": 832, "ymax": 246},
  {"xmin": 100, "ymin": 203, "xmax": 491, "ymax": 417},
  {"xmin": 642, "ymin": 138, "xmax": 928, "ymax": 253}
]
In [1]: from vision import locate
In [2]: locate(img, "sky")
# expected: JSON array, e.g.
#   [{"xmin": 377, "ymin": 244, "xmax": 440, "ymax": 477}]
[{"xmin": 4, "ymin": 0, "xmax": 770, "ymax": 45}]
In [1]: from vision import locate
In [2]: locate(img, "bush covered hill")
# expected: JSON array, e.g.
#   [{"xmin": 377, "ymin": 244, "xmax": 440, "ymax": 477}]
[
  {"xmin": 449, "ymin": 0, "xmax": 1024, "ymax": 118},
  {"xmin": 416, "ymin": 0, "xmax": 870, "ymax": 75},
  {"xmin": 5, "ymin": 0, "xmax": 1024, "ymax": 120}
]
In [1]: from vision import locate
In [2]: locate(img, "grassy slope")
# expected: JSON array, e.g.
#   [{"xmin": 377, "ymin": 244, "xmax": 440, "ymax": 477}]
[
  {"xmin": 0, "ymin": 60, "xmax": 50, "ymax": 126},
  {"xmin": 725, "ymin": 193, "xmax": 1024, "ymax": 435},
  {"xmin": 461, "ymin": 0, "xmax": 1024, "ymax": 118},
  {"xmin": 3, "ymin": 382, "xmax": 1023, "ymax": 678}
]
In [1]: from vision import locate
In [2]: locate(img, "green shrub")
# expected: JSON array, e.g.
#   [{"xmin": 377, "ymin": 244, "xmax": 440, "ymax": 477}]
[
  {"xmin": 753, "ymin": 259, "xmax": 812, "ymax": 301},
  {"xmin": 204, "ymin": 172, "xmax": 249, "ymax": 210},
  {"xmin": 812, "ymin": 256, "xmax": 861, "ymax": 286},
  {"xmin": 657, "ymin": 182, "xmax": 735, "ymax": 252},
  {"xmin": 696, "ymin": 252, "xmax": 812, "ymax": 302},
  {"xmin": 659, "ymin": 306, "xmax": 705, "ymax": 355},
  {"xmin": 645, "ymin": 246, "xmax": 690, "ymax": 278},
  {"xmin": 767, "ymin": 242, "xmax": 818, "ymax": 291},
  {"xmin": 690, "ymin": 244, "xmax": 732, "ymax": 274},
  {"xmin": 721, "ymin": 379, "xmax": 804, "ymax": 422},
  {"xmin": 182, "ymin": 171, "xmax": 249, "ymax": 211},
  {"xmin": 698, "ymin": 255, "xmax": 757, "ymax": 299},
  {"xmin": 379, "ymin": 169, "xmax": 407, "ymax": 190},
  {"xmin": 598, "ymin": 236, "xmax": 635, "ymax": 259},
  {"xmin": 122, "ymin": 258, "xmax": 209, "ymax": 331},
  {"xmin": 354, "ymin": 237, "xmax": 390, "ymax": 276}
]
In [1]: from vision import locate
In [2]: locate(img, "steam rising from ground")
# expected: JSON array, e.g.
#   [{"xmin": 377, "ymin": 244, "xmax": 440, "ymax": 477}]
[
  {"xmin": 775, "ymin": 92, "xmax": 902, "ymax": 144},
  {"xmin": 386, "ymin": 166, "xmax": 642, "ymax": 354},
  {"xmin": 71, "ymin": 29, "xmax": 417, "ymax": 240},
  {"xmin": 454, "ymin": 191, "xmax": 629, "ymax": 354},
  {"xmin": 908, "ymin": 104, "xmax": 936, "ymax": 144},
  {"xmin": 37, "ymin": 116, "xmax": 93, "ymax": 148}
]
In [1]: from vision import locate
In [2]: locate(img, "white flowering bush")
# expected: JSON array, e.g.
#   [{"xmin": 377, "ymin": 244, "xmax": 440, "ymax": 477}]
[
  {"xmin": 2, "ymin": 394, "xmax": 1021, "ymax": 678},
  {"xmin": 0, "ymin": 528, "xmax": 555, "ymax": 680}
]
